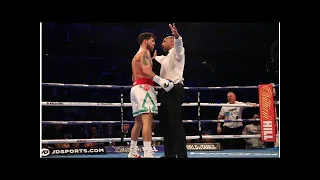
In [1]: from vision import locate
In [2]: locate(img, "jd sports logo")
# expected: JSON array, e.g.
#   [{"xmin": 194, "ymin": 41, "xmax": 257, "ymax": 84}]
[
  {"xmin": 164, "ymin": 83, "xmax": 169, "ymax": 88},
  {"xmin": 42, "ymin": 148, "xmax": 50, "ymax": 157}
]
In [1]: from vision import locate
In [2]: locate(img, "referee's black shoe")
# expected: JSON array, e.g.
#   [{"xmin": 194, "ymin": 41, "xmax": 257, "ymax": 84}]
[
  {"xmin": 160, "ymin": 155, "xmax": 188, "ymax": 158},
  {"xmin": 160, "ymin": 155, "xmax": 176, "ymax": 158}
]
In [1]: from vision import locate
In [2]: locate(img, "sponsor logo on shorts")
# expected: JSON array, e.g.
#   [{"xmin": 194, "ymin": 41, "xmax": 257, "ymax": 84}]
[{"xmin": 144, "ymin": 85, "xmax": 150, "ymax": 91}]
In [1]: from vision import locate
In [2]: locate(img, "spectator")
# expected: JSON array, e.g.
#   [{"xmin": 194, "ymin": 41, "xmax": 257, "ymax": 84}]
[
  {"xmin": 45, "ymin": 124, "xmax": 70, "ymax": 148},
  {"xmin": 84, "ymin": 126, "xmax": 104, "ymax": 148},
  {"xmin": 216, "ymin": 91, "xmax": 257, "ymax": 149},
  {"xmin": 242, "ymin": 114, "xmax": 265, "ymax": 149},
  {"xmin": 116, "ymin": 123, "xmax": 131, "ymax": 146}
]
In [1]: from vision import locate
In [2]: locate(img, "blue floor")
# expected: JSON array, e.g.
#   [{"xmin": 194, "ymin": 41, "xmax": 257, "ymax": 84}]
[{"xmin": 43, "ymin": 148, "xmax": 279, "ymax": 158}]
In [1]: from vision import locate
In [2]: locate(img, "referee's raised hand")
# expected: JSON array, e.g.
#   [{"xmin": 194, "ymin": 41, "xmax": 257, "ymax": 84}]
[{"xmin": 169, "ymin": 23, "xmax": 180, "ymax": 38}]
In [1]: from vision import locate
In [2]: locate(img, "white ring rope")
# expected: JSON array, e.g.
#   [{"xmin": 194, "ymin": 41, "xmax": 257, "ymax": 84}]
[
  {"xmin": 42, "ymin": 102, "xmax": 196, "ymax": 107},
  {"xmin": 42, "ymin": 118, "xmax": 279, "ymax": 125},
  {"xmin": 41, "ymin": 134, "xmax": 280, "ymax": 144},
  {"xmin": 43, "ymin": 82, "xmax": 278, "ymax": 90},
  {"xmin": 41, "ymin": 82, "xmax": 279, "ymax": 146},
  {"xmin": 42, "ymin": 101, "xmax": 280, "ymax": 107}
]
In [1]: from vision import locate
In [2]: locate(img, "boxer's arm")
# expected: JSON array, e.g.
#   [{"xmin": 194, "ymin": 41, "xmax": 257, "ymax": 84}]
[
  {"xmin": 174, "ymin": 36, "xmax": 184, "ymax": 61},
  {"xmin": 141, "ymin": 50, "xmax": 174, "ymax": 91},
  {"xmin": 141, "ymin": 50, "xmax": 156, "ymax": 79}
]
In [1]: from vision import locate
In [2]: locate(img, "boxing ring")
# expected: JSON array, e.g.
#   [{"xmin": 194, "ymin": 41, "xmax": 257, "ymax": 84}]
[{"xmin": 41, "ymin": 83, "xmax": 280, "ymax": 158}]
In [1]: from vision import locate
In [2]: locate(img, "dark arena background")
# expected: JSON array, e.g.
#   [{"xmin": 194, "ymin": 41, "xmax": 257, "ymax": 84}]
[{"xmin": 40, "ymin": 22, "xmax": 280, "ymax": 158}]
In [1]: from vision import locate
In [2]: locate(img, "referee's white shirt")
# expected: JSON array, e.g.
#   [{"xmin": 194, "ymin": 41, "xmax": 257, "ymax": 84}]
[{"xmin": 154, "ymin": 36, "xmax": 185, "ymax": 84}]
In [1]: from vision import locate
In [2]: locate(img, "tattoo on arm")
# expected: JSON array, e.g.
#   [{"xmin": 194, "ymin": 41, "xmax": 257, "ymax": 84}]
[
  {"xmin": 143, "ymin": 58, "xmax": 148, "ymax": 65},
  {"xmin": 142, "ymin": 50, "xmax": 150, "ymax": 65}
]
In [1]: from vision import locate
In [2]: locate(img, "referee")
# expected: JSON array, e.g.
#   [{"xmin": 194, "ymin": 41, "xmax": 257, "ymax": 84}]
[{"xmin": 153, "ymin": 23, "xmax": 187, "ymax": 158}]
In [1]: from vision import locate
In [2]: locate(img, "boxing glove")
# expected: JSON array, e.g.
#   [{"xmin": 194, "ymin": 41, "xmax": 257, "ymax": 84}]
[{"xmin": 153, "ymin": 75, "xmax": 174, "ymax": 92}]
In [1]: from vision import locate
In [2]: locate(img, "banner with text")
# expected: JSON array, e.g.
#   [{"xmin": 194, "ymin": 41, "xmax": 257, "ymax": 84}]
[
  {"xmin": 105, "ymin": 143, "xmax": 221, "ymax": 153},
  {"xmin": 258, "ymin": 84, "xmax": 276, "ymax": 142},
  {"xmin": 41, "ymin": 147, "xmax": 106, "ymax": 157},
  {"xmin": 105, "ymin": 145, "xmax": 163, "ymax": 153}
]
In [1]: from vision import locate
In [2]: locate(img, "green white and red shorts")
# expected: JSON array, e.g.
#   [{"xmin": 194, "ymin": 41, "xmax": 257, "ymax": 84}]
[{"xmin": 130, "ymin": 78, "xmax": 158, "ymax": 117}]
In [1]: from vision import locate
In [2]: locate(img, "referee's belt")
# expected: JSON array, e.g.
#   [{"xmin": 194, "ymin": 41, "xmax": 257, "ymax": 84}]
[{"xmin": 174, "ymin": 83, "xmax": 183, "ymax": 87}]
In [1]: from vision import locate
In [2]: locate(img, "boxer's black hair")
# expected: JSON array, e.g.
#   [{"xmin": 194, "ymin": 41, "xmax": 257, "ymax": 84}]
[{"xmin": 138, "ymin": 32, "xmax": 156, "ymax": 45}]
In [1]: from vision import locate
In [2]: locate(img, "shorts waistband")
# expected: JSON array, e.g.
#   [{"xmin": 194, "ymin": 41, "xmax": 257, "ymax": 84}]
[{"xmin": 132, "ymin": 78, "xmax": 154, "ymax": 87}]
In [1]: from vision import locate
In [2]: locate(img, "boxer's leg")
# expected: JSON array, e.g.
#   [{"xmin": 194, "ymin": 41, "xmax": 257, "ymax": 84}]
[
  {"xmin": 131, "ymin": 115, "xmax": 143, "ymax": 142},
  {"xmin": 140, "ymin": 87, "xmax": 158, "ymax": 157},
  {"xmin": 128, "ymin": 115, "xmax": 143, "ymax": 158},
  {"xmin": 128, "ymin": 86, "xmax": 143, "ymax": 158},
  {"xmin": 141, "ymin": 112, "xmax": 154, "ymax": 157}
]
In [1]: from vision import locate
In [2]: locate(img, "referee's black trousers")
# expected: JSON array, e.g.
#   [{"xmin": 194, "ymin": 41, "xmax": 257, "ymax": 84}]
[{"xmin": 159, "ymin": 83, "xmax": 187, "ymax": 158}]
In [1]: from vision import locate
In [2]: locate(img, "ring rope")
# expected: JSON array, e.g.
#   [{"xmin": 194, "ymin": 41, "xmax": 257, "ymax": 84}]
[
  {"xmin": 42, "ymin": 82, "xmax": 279, "ymax": 147},
  {"xmin": 41, "ymin": 118, "xmax": 279, "ymax": 125},
  {"xmin": 41, "ymin": 134, "xmax": 280, "ymax": 144},
  {"xmin": 42, "ymin": 82, "xmax": 279, "ymax": 90},
  {"xmin": 42, "ymin": 102, "xmax": 279, "ymax": 107}
]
